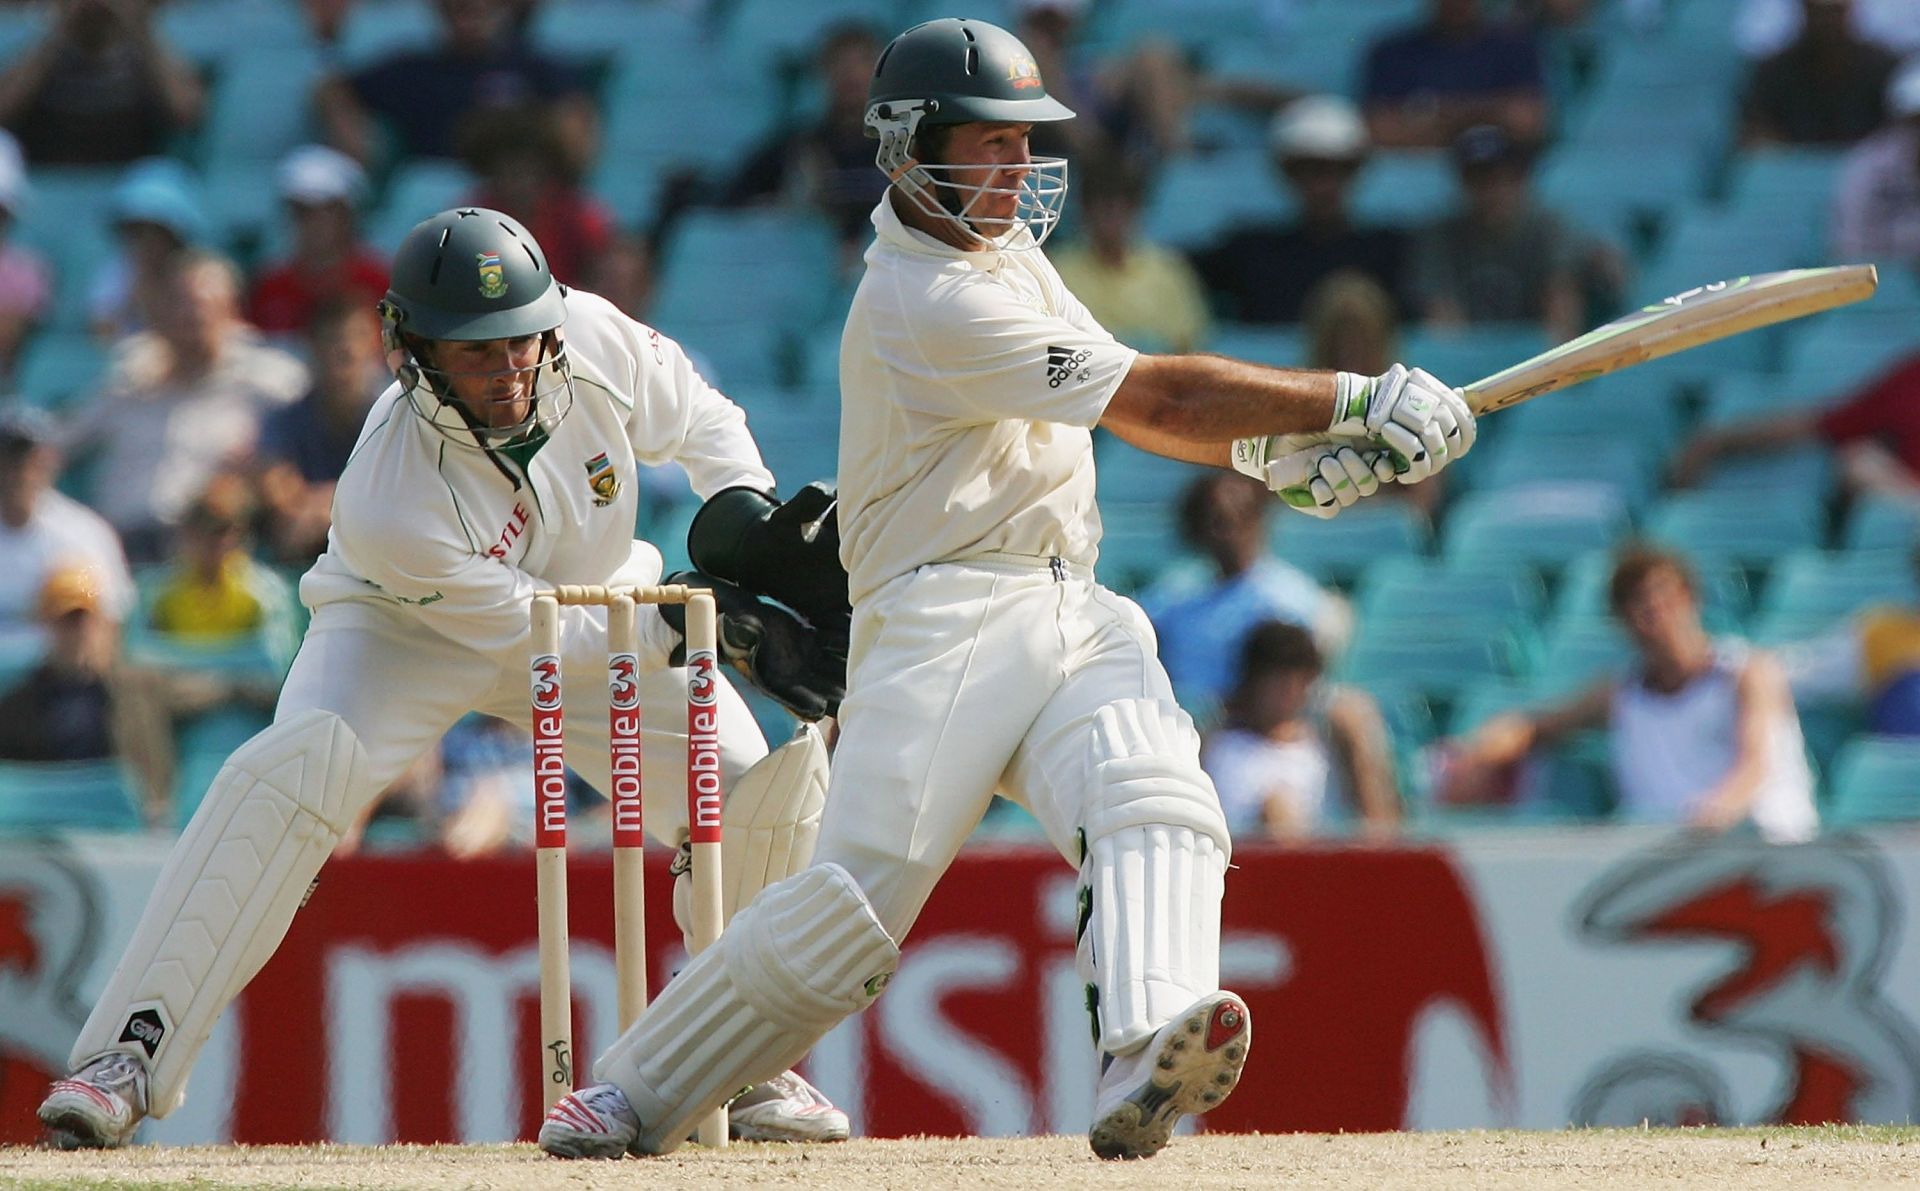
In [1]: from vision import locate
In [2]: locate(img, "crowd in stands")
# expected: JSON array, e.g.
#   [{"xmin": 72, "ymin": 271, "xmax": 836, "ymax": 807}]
[{"xmin": 1, "ymin": 0, "xmax": 1919, "ymax": 849}]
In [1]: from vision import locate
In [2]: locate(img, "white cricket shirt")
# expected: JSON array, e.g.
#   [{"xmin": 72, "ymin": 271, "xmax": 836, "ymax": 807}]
[
  {"xmin": 837, "ymin": 196, "xmax": 1138, "ymax": 604},
  {"xmin": 301, "ymin": 289, "xmax": 774, "ymax": 675}
]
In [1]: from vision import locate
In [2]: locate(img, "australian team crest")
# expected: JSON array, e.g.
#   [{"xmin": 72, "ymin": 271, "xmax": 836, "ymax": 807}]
[
  {"xmin": 584, "ymin": 451, "xmax": 621, "ymax": 506},
  {"xmin": 1006, "ymin": 55, "xmax": 1042, "ymax": 89},
  {"xmin": 476, "ymin": 251, "xmax": 508, "ymax": 299}
]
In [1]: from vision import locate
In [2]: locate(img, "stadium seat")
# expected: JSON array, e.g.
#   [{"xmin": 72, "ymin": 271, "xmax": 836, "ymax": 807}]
[
  {"xmin": 1724, "ymin": 148, "xmax": 1848, "ymax": 260},
  {"xmin": 1084, "ymin": 0, "xmax": 1274, "ymax": 55},
  {"xmin": 1351, "ymin": 150, "xmax": 1459, "ymax": 228},
  {"xmin": 1355, "ymin": 557, "xmax": 1548, "ymax": 634},
  {"xmin": 1645, "ymin": 489, "xmax": 1824, "ymax": 569},
  {"xmin": 657, "ymin": 318, "xmax": 790, "ymax": 389},
  {"xmin": 201, "ymin": 46, "xmax": 325, "ymax": 169},
  {"xmin": 1442, "ymin": 486, "xmax": 1629, "ymax": 573},
  {"xmin": 1398, "ymin": 324, "xmax": 1549, "ymax": 390},
  {"xmin": 1536, "ymin": 141, "xmax": 1702, "ymax": 254},
  {"xmin": 1754, "ymin": 549, "xmax": 1917, "ymax": 629},
  {"xmin": 1097, "ymin": 504, "xmax": 1191, "ymax": 593},
  {"xmin": 0, "ymin": 3, "xmax": 45, "ymax": 63},
  {"xmin": 1504, "ymin": 374, "xmax": 1684, "ymax": 450},
  {"xmin": 1845, "ymin": 496, "xmax": 1920, "ymax": 551},
  {"xmin": 1143, "ymin": 150, "xmax": 1291, "ymax": 252},
  {"xmin": 1207, "ymin": 323, "xmax": 1306, "ymax": 369},
  {"xmin": 15, "ymin": 332, "xmax": 107, "ymax": 410},
  {"xmin": 1270, "ymin": 499, "xmax": 1430, "ymax": 585},
  {"xmin": 1472, "ymin": 435, "xmax": 1657, "ymax": 515},
  {"xmin": 365, "ymin": 161, "xmax": 478, "ymax": 256},
  {"xmin": 1534, "ymin": 620, "xmax": 1628, "ymax": 696},
  {"xmin": 0, "ymin": 760, "xmax": 144, "ymax": 832},
  {"xmin": 655, "ymin": 209, "xmax": 839, "ymax": 333},
  {"xmin": 335, "ymin": 0, "xmax": 440, "ymax": 69},
  {"xmin": 1093, "ymin": 436, "xmax": 1212, "ymax": 510},
  {"xmin": 722, "ymin": 0, "xmax": 895, "ymax": 80},
  {"xmin": 1338, "ymin": 617, "xmax": 1534, "ymax": 706},
  {"xmin": 531, "ymin": 0, "xmax": 704, "ymax": 70},
  {"xmin": 168, "ymin": 705, "xmax": 271, "ymax": 827},
  {"xmin": 1825, "ymin": 736, "xmax": 1920, "ymax": 827},
  {"xmin": 1778, "ymin": 313, "xmax": 1920, "ymax": 397}
]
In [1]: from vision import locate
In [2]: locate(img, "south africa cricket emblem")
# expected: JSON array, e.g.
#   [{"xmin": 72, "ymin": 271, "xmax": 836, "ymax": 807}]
[
  {"xmin": 584, "ymin": 451, "xmax": 621, "ymax": 506},
  {"xmin": 476, "ymin": 251, "xmax": 508, "ymax": 299}
]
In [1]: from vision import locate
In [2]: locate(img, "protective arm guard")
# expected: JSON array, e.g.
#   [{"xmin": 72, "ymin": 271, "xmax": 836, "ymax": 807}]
[{"xmin": 687, "ymin": 484, "xmax": 852, "ymax": 651}]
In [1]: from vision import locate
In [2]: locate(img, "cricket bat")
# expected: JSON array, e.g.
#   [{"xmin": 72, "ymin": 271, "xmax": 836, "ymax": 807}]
[{"xmin": 1263, "ymin": 264, "xmax": 1879, "ymax": 498}]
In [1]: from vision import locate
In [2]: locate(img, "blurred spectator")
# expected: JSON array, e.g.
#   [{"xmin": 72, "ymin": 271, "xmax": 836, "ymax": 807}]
[
  {"xmin": 585, "ymin": 232, "xmax": 655, "ymax": 323},
  {"xmin": 248, "ymin": 145, "xmax": 388, "ymax": 339},
  {"xmin": 1778, "ymin": 550, "xmax": 1920, "ymax": 735},
  {"xmin": 256, "ymin": 299, "xmax": 387, "ymax": 565},
  {"xmin": 0, "ymin": 568, "xmax": 121, "ymax": 763},
  {"xmin": 1361, "ymin": 0, "xmax": 1548, "ymax": 150},
  {"xmin": 0, "ymin": 0, "xmax": 204, "ymax": 166},
  {"xmin": 1051, "ymin": 154, "xmax": 1210, "ymax": 352},
  {"xmin": 301, "ymin": 0, "xmax": 353, "ymax": 54},
  {"xmin": 67, "ymin": 251, "xmax": 307, "ymax": 561},
  {"xmin": 1192, "ymin": 96, "xmax": 1410, "ymax": 324},
  {"xmin": 1015, "ymin": 0, "xmax": 1193, "ymax": 161},
  {"xmin": 0, "ymin": 406, "xmax": 134, "ymax": 663},
  {"xmin": 1739, "ymin": 0, "xmax": 1920, "ymax": 57},
  {"xmin": 0, "ymin": 131, "xmax": 49, "ymax": 383},
  {"xmin": 87, "ymin": 157, "xmax": 208, "ymax": 340},
  {"xmin": 146, "ymin": 482, "xmax": 293, "ymax": 646},
  {"xmin": 1140, "ymin": 472, "xmax": 1351, "ymax": 715},
  {"xmin": 1831, "ymin": 56, "xmax": 1920, "ymax": 269},
  {"xmin": 436, "ymin": 714, "xmax": 535, "ymax": 857},
  {"xmin": 316, "ymin": 0, "xmax": 596, "ymax": 171},
  {"xmin": 1672, "ymin": 347, "xmax": 1920, "ymax": 500},
  {"xmin": 1441, "ymin": 546, "xmax": 1818, "ymax": 841},
  {"xmin": 725, "ymin": 22, "xmax": 889, "ymax": 248},
  {"xmin": 1410, "ymin": 124, "xmax": 1590, "ymax": 341},
  {"xmin": 1742, "ymin": 0, "xmax": 1899, "ymax": 146},
  {"xmin": 1202, "ymin": 620, "xmax": 1400, "ymax": 841},
  {"xmin": 461, "ymin": 106, "xmax": 613, "ymax": 287}
]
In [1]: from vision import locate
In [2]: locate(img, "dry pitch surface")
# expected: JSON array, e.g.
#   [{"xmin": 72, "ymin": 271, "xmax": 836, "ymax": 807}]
[{"xmin": 2, "ymin": 1128, "xmax": 1918, "ymax": 1190}]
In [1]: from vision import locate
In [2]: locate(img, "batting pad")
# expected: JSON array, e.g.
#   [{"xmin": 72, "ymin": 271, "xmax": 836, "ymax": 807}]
[
  {"xmin": 68, "ymin": 710, "xmax": 368, "ymax": 1115},
  {"xmin": 598, "ymin": 862, "xmax": 897, "ymax": 1153},
  {"xmin": 1075, "ymin": 699, "xmax": 1230, "ymax": 1058},
  {"xmin": 673, "ymin": 722, "xmax": 828, "ymax": 935}
]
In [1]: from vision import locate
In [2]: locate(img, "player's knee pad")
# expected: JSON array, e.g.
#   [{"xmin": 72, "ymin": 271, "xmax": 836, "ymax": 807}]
[
  {"xmin": 672, "ymin": 723, "xmax": 827, "ymax": 937},
  {"xmin": 1074, "ymin": 699, "xmax": 1229, "ymax": 1058},
  {"xmin": 598, "ymin": 862, "xmax": 897, "ymax": 1153},
  {"xmin": 69, "ymin": 710, "xmax": 370, "ymax": 1115}
]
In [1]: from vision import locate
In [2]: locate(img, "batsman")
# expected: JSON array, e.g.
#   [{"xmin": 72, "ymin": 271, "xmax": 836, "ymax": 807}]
[
  {"xmin": 538, "ymin": 18, "xmax": 1475, "ymax": 1162},
  {"xmin": 37, "ymin": 209, "xmax": 855, "ymax": 1148}
]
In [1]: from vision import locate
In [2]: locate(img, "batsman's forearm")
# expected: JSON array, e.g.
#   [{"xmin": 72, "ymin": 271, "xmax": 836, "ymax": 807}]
[{"xmin": 1105, "ymin": 353, "xmax": 1337, "ymax": 443}]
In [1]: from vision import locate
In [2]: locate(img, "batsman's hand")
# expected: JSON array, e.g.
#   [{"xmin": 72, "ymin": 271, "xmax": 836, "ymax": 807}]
[
  {"xmin": 1328, "ymin": 364, "xmax": 1476, "ymax": 484},
  {"xmin": 1232, "ymin": 433, "xmax": 1397, "ymax": 518},
  {"xmin": 661, "ymin": 571, "xmax": 845, "ymax": 721}
]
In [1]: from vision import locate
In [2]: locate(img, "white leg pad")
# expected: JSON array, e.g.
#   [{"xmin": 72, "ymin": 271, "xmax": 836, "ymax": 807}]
[
  {"xmin": 673, "ymin": 723, "xmax": 828, "ymax": 935},
  {"xmin": 1076, "ymin": 699, "xmax": 1231, "ymax": 1058},
  {"xmin": 68, "ymin": 710, "xmax": 368, "ymax": 1116},
  {"xmin": 597, "ymin": 862, "xmax": 897, "ymax": 1154}
]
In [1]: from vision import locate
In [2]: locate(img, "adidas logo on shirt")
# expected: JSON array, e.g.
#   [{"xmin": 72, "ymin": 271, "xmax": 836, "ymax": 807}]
[{"xmin": 1045, "ymin": 345, "xmax": 1094, "ymax": 388}]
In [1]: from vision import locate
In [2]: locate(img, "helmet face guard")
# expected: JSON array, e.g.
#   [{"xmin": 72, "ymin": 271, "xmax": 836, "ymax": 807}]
[
  {"xmin": 380, "ymin": 207, "xmax": 574, "ymax": 450},
  {"xmin": 865, "ymin": 19, "xmax": 1076, "ymax": 251},
  {"xmin": 868, "ymin": 97, "xmax": 1069, "ymax": 249}
]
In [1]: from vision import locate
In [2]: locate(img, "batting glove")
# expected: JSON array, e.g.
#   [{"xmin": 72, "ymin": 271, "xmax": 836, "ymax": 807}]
[
  {"xmin": 1329, "ymin": 364, "xmax": 1476, "ymax": 484},
  {"xmin": 1230, "ymin": 433, "xmax": 1397, "ymax": 517}
]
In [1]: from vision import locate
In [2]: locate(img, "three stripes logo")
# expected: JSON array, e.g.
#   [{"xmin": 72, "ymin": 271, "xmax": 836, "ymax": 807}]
[{"xmin": 1045, "ymin": 345, "xmax": 1093, "ymax": 389}]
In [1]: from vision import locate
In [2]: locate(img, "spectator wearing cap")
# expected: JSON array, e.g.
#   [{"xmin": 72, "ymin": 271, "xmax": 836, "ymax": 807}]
[
  {"xmin": 1191, "ymin": 95, "xmax": 1412, "ymax": 325},
  {"xmin": 0, "ymin": 567, "xmax": 123, "ymax": 764},
  {"xmin": 1410, "ymin": 124, "xmax": 1597, "ymax": 341},
  {"xmin": 66, "ymin": 252, "xmax": 306, "ymax": 561},
  {"xmin": 255, "ymin": 298, "xmax": 388, "ymax": 564},
  {"xmin": 1743, "ymin": 0, "xmax": 1899, "ymax": 145},
  {"xmin": 248, "ymin": 145, "xmax": 389, "ymax": 339},
  {"xmin": 0, "ymin": 0, "xmax": 204, "ymax": 166},
  {"xmin": 1051, "ymin": 153, "xmax": 1210, "ymax": 352},
  {"xmin": 316, "ymin": 0, "xmax": 596, "ymax": 172},
  {"xmin": 0, "ymin": 406, "xmax": 135, "ymax": 665},
  {"xmin": 86, "ymin": 157, "xmax": 208, "ymax": 341},
  {"xmin": 1361, "ymin": 0, "xmax": 1548, "ymax": 149},
  {"xmin": 0, "ymin": 130, "xmax": 50, "ymax": 383},
  {"xmin": 1833, "ymin": 55, "xmax": 1920, "ymax": 268}
]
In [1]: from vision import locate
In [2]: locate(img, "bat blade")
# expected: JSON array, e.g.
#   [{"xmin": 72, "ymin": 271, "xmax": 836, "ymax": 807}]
[{"xmin": 1463, "ymin": 264, "xmax": 1879, "ymax": 415}]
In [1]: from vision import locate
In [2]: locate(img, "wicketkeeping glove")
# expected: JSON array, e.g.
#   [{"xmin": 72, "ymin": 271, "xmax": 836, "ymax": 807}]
[
  {"xmin": 659, "ymin": 570, "xmax": 845, "ymax": 721},
  {"xmin": 1327, "ymin": 364, "xmax": 1476, "ymax": 484}
]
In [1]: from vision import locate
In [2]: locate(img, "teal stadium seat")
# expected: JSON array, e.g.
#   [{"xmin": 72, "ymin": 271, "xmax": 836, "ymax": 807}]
[
  {"xmin": 1749, "ymin": 549, "xmax": 1918, "ymax": 644},
  {"xmin": 1355, "ymin": 556, "xmax": 1547, "ymax": 635},
  {"xmin": 0, "ymin": 761, "xmax": 143, "ymax": 832},
  {"xmin": 1504, "ymin": 375, "xmax": 1683, "ymax": 451},
  {"xmin": 1097, "ymin": 502, "xmax": 1191, "ymax": 593},
  {"xmin": 1269, "ymin": 499, "xmax": 1429, "ymax": 586},
  {"xmin": 1846, "ymin": 496, "xmax": 1920, "ymax": 551},
  {"xmin": 1084, "ymin": 0, "xmax": 1273, "ymax": 55},
  {"xmin": 1646, "ymin": 489, "xmax": 1824, "ymax": 569},
  {"xmin": 655, "ymin": 209, "xmax": 839, "ymax": 334},
  {"xmin": 168, "ymin": 705, "xmax": 271, "ymax": 827},
  {"xmin": 1143, "ymin": 151, "xmax": 1290, "ymax": 253},
  {"xmin": 0, "ymin": 3, "xmax": 45, "ymax": 63},
  {"xmin": 722, "ymin": 0, "xmax": 896, "ymax": 81},
  {"xmin": 335, "ymin": 0, "xmax": 440, "ymax": 69},
  {"xmin": 1534, "ymin": 620, "xmax": 1628, "ymax": 696},
  {"xmin": 1825, "ymin": 736, "xmax": 1920, "ymax": 827},
  {"xmin": 1400, "ymin": 324, "xmax": 1548, "ymax": 389},
  {"xmin": 1338, "ymin": 617, "xmax": 1534, "ymax": 707},
  {"xmin": 365, "ymin": 161, "xmax": 478, "ymax": 256},
  {"xmin": 1536, "ymin": 142, "xmax": 1702, "ymax": 254},
  {"xmin": 16, "ymin": 332, "xmax": 107, "ymax": 410},
  {"xmin": 530, "ymin": 0, "xmax": 703, "ymax": 71},
  {"xmin": 202, "ymin": 47, "xmax": 326, "ymax": 171},
  {"xmin": 1777, "ymin": 311, "xmax": 1920, "ymax": 397},
  {"xmin": 1443, "ymin": 487, "xmax": 1629, "ymax": 573},
  {"xmin": 1473, "ymin": 435, "xmax": 1657, "ymax": 515},
  {"xmin": 1351, "ymin": 150, "xmax": 1459, "ymax": 228},
  {"xmin": 13, "ymin": 167, "xmax": 122, "ymax": 332},
  {"xmin": 1724, "ymin": 148, "xmax": 1848, "ymax": 261},
  {"xmin": 1206, "ymin": 323, "xmax": 1306, "ymax": 368}
]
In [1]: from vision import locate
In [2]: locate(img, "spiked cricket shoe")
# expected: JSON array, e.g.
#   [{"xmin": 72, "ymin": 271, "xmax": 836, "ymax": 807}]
[
  {"xmin": 38, "ymin": 1052, "xmax": 148, "ymax": 1150},
  {"xmin": 1088, "ymin": 991, "xmax": 1251, "ymax": 1161},
  {"xmin": 538, "ymin": 1082, "xmax": 641, "ymax": 1159}
]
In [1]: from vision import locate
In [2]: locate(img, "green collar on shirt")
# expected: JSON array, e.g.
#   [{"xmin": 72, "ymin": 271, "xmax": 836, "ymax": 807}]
[{"xmin": 496, "ymin": 424, "xmax": 551, "ymax": 470}]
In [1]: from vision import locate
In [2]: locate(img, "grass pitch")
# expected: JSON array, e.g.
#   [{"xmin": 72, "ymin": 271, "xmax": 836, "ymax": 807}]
[{"xmin": 2, "ymin": 1127, "xmax": 1917, "ymax": 1190}]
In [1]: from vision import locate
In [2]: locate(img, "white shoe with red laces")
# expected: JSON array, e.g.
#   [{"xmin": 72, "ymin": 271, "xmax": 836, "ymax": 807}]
[
  {"xmin": 38, "ymin": 1052, "xmax": 148, "ymax": 1150},
  {"xmin": 1088, "ymin": 991, "xmax": 1251, "ymax": 1161},
  {"xmin": 729, "ymin": 1070, "xmax": 851, "ymax": 1142},
  {"xmin": 538, "ymin": 1083, "xmax": 641, "ymax": 1159}
]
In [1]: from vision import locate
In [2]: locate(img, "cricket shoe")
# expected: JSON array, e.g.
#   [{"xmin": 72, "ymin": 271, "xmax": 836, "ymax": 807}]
[
  {"xmin": 1088, "ymin": 991, "xmax": 1251, "ymax": 1161},
  {"xmin": 38, "ymin": 1052, "xmax": 148, "ymax": 1150},
  {"xmin": 728, "ymin": 1070, "xmax": 850, "ymax": 1142},
  {"xmin": 538, "ymin": 1083, "xmax": 641, "ymax": 1159}
]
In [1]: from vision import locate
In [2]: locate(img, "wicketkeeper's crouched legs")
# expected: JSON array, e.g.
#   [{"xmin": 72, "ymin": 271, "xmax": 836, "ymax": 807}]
[
  {"xmin": 594, "ymin": 862, "xmax": 898, "ymax": 1154},
  {"xmin": 64, "ymin": 710, "xmax": 377, "ymax": 1117}
]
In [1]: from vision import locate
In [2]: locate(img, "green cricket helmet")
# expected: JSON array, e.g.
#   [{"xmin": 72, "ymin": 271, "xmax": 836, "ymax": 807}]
[
  {"xmin": 378, "ymin": 207, "xmax": 573, "ymax": 449},
  {"xmin": 865, "ymin": 18, "xmax": 1075, "ymax": 247}
]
